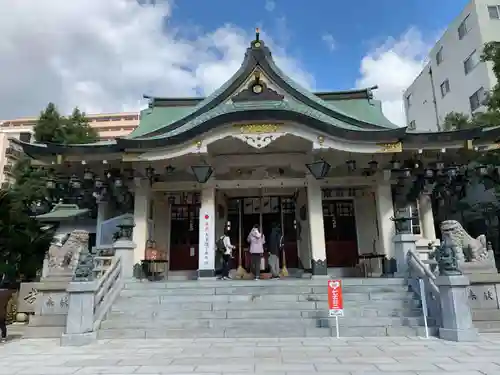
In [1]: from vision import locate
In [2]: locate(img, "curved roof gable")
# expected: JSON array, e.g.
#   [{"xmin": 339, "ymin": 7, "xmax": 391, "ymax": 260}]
[{"xmin": 127, "ymin": 30, "xmax": 399, "ymax": 140}]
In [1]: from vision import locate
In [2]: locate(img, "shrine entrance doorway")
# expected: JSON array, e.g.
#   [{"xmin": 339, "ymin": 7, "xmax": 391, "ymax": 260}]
[
  {"xmin": 322, "ymin": 199, "xmax": 359, "ymax": 268},
  {"xmin": 226, "ymin": 194, "xmax": 298, "ymax": 271},
  {"xmin": 168, "ymin": 192, "xmax": 201, "ymax": 271}
]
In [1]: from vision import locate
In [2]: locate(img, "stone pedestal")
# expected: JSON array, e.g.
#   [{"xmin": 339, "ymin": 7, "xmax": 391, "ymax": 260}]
[
  {"xmin": 436, "ymin": 275, "xmax": 479, "ymax": 341},
  {"xmin": 24, "ymin": 230, "xmax": 89, "ymax": 338},
  {"xmin": 23, "ymin": 276, "xmax": 71, "ymax": 338},
  {"xmin": 60, "ymin": 281, "xmax": 99, "ymax": 346},
  {"xmin": 393, "ymin": 234, "xmax": 417, "ymax": 277},
  {"xmin": 467, "ymin": 273, "xmax": 500, "ymax": 331},
  {"xmin": 113, "ymin": 239, "xmax": 136, "ymax": 279}
]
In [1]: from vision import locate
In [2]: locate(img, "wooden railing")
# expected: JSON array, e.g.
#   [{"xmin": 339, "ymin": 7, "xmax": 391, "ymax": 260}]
[{"xmin": 407, "ymin": 249, "xmax": 442, "ymax": 327}]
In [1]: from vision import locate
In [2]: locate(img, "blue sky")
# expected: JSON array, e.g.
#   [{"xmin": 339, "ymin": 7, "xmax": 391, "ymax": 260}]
[{"xmin": 170, "ymin": 0, "xmax": 469, "ymax": 91}]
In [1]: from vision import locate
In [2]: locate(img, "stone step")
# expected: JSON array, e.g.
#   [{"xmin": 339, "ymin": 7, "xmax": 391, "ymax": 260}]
[
  {"xmin": 107, "ymin": 306, "xmax": 423, "ymax": 320},
  {"xmin": 110, "ymin": 299, "xmax": 418, "ymax": 314},
  {"xmin": 119, "ymin": 284, "xmax": 409, "ymax": 296},
  {"xmin": 97, "ymin": 324, "xmax": 434, "ymax": 339},
  {"xmin": 123, "ymin": 278, "xmax": 407, "ymax": 290},
  {"xmin": 114, "ymin": 291, "xmax": 415, "ymax": 304},
  {"xmin": 474, "ymin": 320, "xmax": 500, "ymax": 330},
  {"xmin": 100, "ymin": 316, "xmax": 427, "ymax": 330}
]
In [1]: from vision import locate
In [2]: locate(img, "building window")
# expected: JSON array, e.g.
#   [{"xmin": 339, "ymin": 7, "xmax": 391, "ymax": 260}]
[
  {"xmin": 469, "ymin": 87, "xmax": 486, "ymax": 112},
  {"xmin": 405, "ymin": 93, "xmax": 412, "ymax": 108},
  {"xmin": 408, "ymin": 120, "xmax": 416, "ymax": 130},
  {"xmin": 436, "ymin": 47, "xmax": 443, "ymax": 65},
  {"xmin": 464, "ymin": 50, "xmax": 479, "ymax": 75},
  {"xmin": 488, "ymin": 5, "xmax": 500, "ymax": 19},
  {"xmin": 458, "ymin": 15, "xmax": 470, "ymax": 40},
  {"xmin": 440, "ymin": 79, "xmax": 450, "ymax": 97}
]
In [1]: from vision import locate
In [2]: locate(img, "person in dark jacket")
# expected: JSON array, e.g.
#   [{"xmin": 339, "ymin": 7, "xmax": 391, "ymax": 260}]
[
  {"xmin": 268, "ymin": 222, "xmax": 282, "ymax": 278},
  {"xmin": 0, "ymin": 279, "xmax": 13, "ymax": 343}
]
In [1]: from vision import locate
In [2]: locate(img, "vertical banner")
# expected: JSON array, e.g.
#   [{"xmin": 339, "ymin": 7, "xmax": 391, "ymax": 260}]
[
  {"xmin": 328, "ymin": 279, "xmax": 344, "ymax": 317},
  {"xmin": 199, "ymin": 211, "xmax": 215, "ymax": 271}
]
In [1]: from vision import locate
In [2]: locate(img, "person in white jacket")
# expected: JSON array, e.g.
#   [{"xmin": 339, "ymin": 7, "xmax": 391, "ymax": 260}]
[{"xmin": 220, "ymin": 229, "xmax": 236, "ymax": 280}]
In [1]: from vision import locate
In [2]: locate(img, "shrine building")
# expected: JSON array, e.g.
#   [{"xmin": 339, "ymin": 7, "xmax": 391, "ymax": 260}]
[{"xmin": 14, "ymin": 31, "xmax": 500, "ymax": 279}]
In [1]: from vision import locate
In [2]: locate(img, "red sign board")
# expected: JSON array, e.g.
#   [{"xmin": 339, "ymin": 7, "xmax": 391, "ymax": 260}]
[{"xmin": 328, "ymin": 279, "xmax": 344, "ymax": 316}]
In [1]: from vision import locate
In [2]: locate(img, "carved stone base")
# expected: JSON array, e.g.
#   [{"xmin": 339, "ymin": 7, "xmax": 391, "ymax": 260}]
[
  {"xmin": 198, "ymin": 269, "xmax": 215, "ymax": 278},
  {"xmin": 311, "ymin": 259, "xmax": 327, "ymax": 276},
  {"xmin": 459, "ymin": 251, "xmax": 498, "ymax": 275}
]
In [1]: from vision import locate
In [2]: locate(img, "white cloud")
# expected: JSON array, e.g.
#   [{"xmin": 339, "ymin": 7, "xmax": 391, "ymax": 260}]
[
  {"xmin": 355, "ymin": 28, "xmax": 431, "ymax": 126},
  {"xmin": 322, "ymin": 33, "xmax": 336, "ymax": 52},
  {"xmin": 0, "ymin": 0, "xmax": 313, "ymax": 119},
  {"xmin": 265, "ymin": 0, "xmax": 276, "ymax": 12}
]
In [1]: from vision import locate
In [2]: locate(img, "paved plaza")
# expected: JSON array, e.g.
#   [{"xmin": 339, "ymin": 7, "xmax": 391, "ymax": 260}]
[{"xmin": 2, "ymin": 335, "xmax": 500, "ymax": 374}]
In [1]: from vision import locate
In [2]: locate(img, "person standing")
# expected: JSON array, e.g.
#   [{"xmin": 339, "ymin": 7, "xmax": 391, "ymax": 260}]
[
  {"xmin": 220, "ymin": 229, "xmax": 236, "ymax": 280},
  {"xmin": 247, "ymin": 224, "xmax": 265, "ymax": 280},
  {"xmin": 0, "ymin": 279, "xmax": 13, "ymax": 343},
  {"xmin": 268, "ymin": 222, "xmax": 282, "ymax": 279}
]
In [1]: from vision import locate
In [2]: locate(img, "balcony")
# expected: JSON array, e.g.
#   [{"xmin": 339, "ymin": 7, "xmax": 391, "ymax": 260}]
[
  {"xmin": 5, "ymin": 147, "xmax": 21, "ymax": 158},
  {"xmin": 3, "ymin": 164, "xmax": 13, "ymax": 174}
]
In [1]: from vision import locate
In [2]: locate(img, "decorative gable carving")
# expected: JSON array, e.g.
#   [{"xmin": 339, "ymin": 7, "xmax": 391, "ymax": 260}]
[{"xmin": 231, "ymin": 70, "xmax": 284, "ymax": 103}]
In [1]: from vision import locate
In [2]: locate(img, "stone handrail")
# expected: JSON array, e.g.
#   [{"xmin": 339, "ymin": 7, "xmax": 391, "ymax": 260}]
[
  {"xmin": 62, "ymin": 257, "xmax": 124, "ymax": 346},
  {"xmin": 407, "ymin": 249, "xmax": 442, "ymax": 327},
  {"xmin": 93, "ymin": 257, "xmax": 123, "ymax": 331}
]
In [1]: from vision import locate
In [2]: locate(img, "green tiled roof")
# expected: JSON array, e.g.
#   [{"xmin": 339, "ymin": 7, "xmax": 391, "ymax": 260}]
[
  {"xmin": 34, "ymin": 204, "xmax": 89, "ymax": 222},
  {"xmin": 323, "ymin": 98, "xmax": 397, "ymax": 129},
  {"xmin": 128, "ymin": 107, "xmax": 193, "ymax": 139},
  {"xmin": 129, "ymin": 95, "xmax": 398, "ymax": 140}
]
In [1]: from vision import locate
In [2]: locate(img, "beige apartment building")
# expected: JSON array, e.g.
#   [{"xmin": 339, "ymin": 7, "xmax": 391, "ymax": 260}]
[{"xmin": 0, "ymin": 112, "xmax": 139, "ymax": 188}]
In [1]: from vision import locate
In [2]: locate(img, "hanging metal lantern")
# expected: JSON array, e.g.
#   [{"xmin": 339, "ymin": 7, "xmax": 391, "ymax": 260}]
[
  {"xmin": 400, "ymin": 168, "xmax": 412, "ymax": 179},
  {"xmin": 446, "ymin": 165, "xmax": 458, "ymax": 178},
  {"xmin": 145, "ymin": 166, "xmax": 155, "ymax": 179},
  {"xmin": 424, "ymin": 168, "xmax": 434, "ymax": 179},
  {"xmin": 191, "ymin": 165, "xmax": 214, "ymax": 183},
  {"xmin": 306, "ymin": 159, "xmax": 331, "ymax": 179},
  {"xmin": 390, "ymin": 159, "xmax": 401, "ymax": 170},
  {"xmin": 368, "ymin": 160, "xmax": 378, "ymax": 171},
  {"xmin": 345, "ymin": 159, "xmax": 356, "ymax": 172},
  {"xmin": 70, "ymin": 175, "xmax": 82, "ymax": 189},
  {"xmin": 114, "ymin": 177, "xmax": 123, "ymax": 188},
  {"xmin": 165, "ymin": 165, "xmax": 175, "ymax": 174},
  {"xmin": 476, "ymin": 164, "xmax": 488, "ymax": 176},
  {"xmin": 46, "ymin": 177, "xmax": 56, "ymax": 190},
  {"xmin": 83, "ymin": 168, "xmax": 94, "ymax": 181},
  {"xmin": 94, "ymin": 177, "xmax": 104, "ymax": 189}
]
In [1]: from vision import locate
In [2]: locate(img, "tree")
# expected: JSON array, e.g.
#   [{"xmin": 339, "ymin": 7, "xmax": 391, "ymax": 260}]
[
  {"xmin": 33, "ymin": 103, "xmax": 98, "ymax": 145},
  {"xmin": 442, "ymin": 112, "xmax": 474, "ymax": 131},
  {"xmin": 0, "ymin": 191, "xmax": 54, "ymax": 281},
  {"xmin": 482, "ymin": 41, "xmax": 500, "ymax": 114},
  {"xmin": 12, "ymin": 103, "xmax": 100, "ymax": 212},
  {"xmin": 9, "ymin": 157, "xmax": 49, "ymax": 214}
]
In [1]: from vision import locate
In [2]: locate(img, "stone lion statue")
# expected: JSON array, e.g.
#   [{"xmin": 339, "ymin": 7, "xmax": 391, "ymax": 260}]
[
  {"xmin": 47, "ymin": 230, "xmax": 89, "ymax": 272},
  {"xmin": 440, "ymin": 220, "xmax": 496, "ymax": 274}
]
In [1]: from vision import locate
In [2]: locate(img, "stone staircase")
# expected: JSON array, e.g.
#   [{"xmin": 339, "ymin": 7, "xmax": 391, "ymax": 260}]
[{"xmin": 97, "ymin": 278, "xmax": 436, "ymax": 339}]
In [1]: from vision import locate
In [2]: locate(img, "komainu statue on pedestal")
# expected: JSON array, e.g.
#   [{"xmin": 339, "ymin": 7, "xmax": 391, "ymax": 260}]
[
  {"xmin": 46, "ymin": 230, "xmax": 89, "ymax": 276},
  {"xmin": 440, "ymin": 220, "xmax": 496, "ymax": 274}
]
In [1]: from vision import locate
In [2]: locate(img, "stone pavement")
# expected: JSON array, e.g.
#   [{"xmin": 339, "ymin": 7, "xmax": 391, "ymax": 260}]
[{"xmin": 3, "ymin": 335, "xmax": 500, "ymax": 374}]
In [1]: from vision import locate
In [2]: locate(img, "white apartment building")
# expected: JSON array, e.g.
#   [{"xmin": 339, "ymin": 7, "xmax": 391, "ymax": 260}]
[
  {"xmin": 0, "ymin": 112, "xmax": 139, "ymax": 188},
  {"xmin": 404, "ymin": 0, "xmax": 500, "ymax": 131}
]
